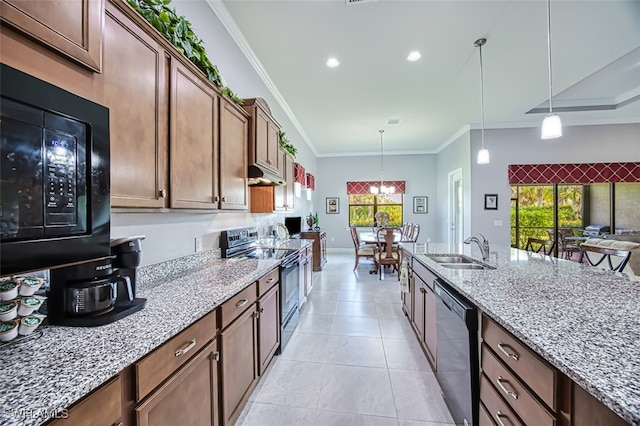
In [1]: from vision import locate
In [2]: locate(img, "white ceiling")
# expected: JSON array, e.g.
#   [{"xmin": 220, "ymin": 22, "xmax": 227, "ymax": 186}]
[{"xmin": 214, "ymin": 0, "xmax": 640, "ymax": 157}]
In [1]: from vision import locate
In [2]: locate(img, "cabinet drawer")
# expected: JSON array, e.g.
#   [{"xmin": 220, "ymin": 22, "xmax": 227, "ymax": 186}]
[
  {"xmin": 482, "ymin": 314, "xmax": 557, "ymax": 409},
  {"xmin": 412, "ymin": 260, "xmax": 436, "ymax": 290},
  {"xmin": 257, "ymin": 268, "xmax": 279, "ymax": 297},
  {"xmin": 49, "ymin": 375, "xmax": 122, "ymax": 425},
  {"xmin": 482, "ymin": 345, "xmax": 556, "ymax": 426},
  {"xmin": 221, "ymin": 282, "xmax": 257, "ymax": 329},
  {"xmin": 479, "ymin": 401, "xmax": 496, "ymax": 426},
  {"xmin": 135, "ymin": 309, "xmax": 217, "ymax": 401},
  {"xmin": 481, "ymin": 374, "xmax": 524, "ymax": 426}
]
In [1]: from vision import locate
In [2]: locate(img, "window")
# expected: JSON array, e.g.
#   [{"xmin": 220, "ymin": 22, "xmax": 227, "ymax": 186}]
[
  {"xmin": 510, "ymin": 184, "xmax": 584, "ymax": 249},
  {"xmin": 349, "ymin": 194, "xmax": 403, "ymax": 226}
]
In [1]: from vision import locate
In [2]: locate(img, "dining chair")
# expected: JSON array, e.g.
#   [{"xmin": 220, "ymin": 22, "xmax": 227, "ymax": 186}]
[
  {"xmin": 577, "ymin": 244, "xmax": 632, "ymax": 273},
  {"xmin": 525, "ymin": 237, "xmax": 556, "ymax": 256},
  {"xmin": 374, "ymin": 227, "xmax": 402, "ymax": 280},
  {"xmin": 410, "ymin": 224, "xmax": 420, "ymax": 242},
  {"xmin": 349, "ymin": 224, "xmax": 375, "ymax": 271}
]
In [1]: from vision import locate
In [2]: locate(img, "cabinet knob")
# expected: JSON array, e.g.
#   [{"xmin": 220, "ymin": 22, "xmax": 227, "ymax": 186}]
[
  {"xmin": 267, "ymin": 159, "xmax": 272, "ymax": 164},
  {"xmin": 159, "ymin": 188, "xmax": 167, "ymax": 198},
  {"xmin": 221, "ymin": 196, "xmax": 226, "ymax": 202},
  {"xmin": 215, "ymin": 195, "xmax": 220, "ymax": 202}
]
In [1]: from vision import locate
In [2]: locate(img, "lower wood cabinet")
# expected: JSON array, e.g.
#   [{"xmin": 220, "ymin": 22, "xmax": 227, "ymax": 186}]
[
  {"xmin": 135, "ymin": 339, "xmax": 219, "ymax": 426},
  {"xmin": 409, "ymin": 259, "xmax": 437, "ymax": 367},
  {"xmin": 220, "ymin": 301, "xmax": 259, "ymax": 426},
  {"xmin": 257, "ymin": 282, "xmax": 280, "ymax": 376},
  {"xmin": 300, "ymin": 231, "xmax": 327, "ymax": 271},
  {"xmin": 46, "ymin": 375, "xmax": 122, "ymax": 426}
]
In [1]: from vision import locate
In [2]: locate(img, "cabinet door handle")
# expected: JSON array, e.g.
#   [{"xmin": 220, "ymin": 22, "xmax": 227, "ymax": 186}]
[
  {"xmin": 175, "ymin": 339, "xmax": 196, "ymax": 357},
  {"xmin": 419, "ymin": 287, "xmax": 427, "ymax": 294},
  {"xmin": 236, "ymin": 298, "xmax": 248, "ymax": 308},
  {"xmin": 253, "ymin": 311, "xmax": 260, "ymax": 318},
  {"xmin": 266, "ymin": 278, "xmax": 274, "ymax": 283},
  {"xmin": 159, "ymin": 188, "xmax": 167, "ymax": 198},
  {"xmin": 496, "ymin": 376, "xmax": 519, "ymax": 399},
  {"xmin": 495, "ymin": 411, "xmax": 513, "ymax": 426},
  {"xmin": 497, "ymin": 342, "xmax": 520, "ymax": 361}
]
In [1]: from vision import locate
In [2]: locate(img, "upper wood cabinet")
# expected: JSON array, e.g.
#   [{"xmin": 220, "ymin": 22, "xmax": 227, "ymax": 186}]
[
  {"xmin": 219, "ymin": 96, "xmax": 249, "ymax": 210},
  {"xmin": 0, "ymin": 0, "xmax": 104, "ymax": 71},
  {"xmin": 103, "ymin": 1, "xmax": 169, "ymax": 208},
  {"xmin": 275, "ymin": 151, "xmax": 295, "ymax": 211},
  {"xmin": 170, "ymin": 59, "xmax": 219, "ymax": 209},
  {"xmin": 243, "ymin": 98, "xmax": 282, "ymax": 177}
]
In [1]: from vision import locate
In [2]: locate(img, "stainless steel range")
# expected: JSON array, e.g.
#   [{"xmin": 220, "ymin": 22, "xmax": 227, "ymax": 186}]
[{"xmin": 221, "ymin": 227, "xmax": 300, "ymax": 352}]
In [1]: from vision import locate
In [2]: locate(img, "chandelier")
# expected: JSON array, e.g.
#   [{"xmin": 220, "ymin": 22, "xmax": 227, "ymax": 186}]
[{"xmin": 370, "ymin": 130, "xmax": 395, "ymax": 195}]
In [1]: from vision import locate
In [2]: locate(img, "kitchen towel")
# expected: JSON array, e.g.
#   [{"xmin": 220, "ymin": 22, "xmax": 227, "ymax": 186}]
[{"xmin": 400, "ymin": 260, "xmax": 410, "ymax": 293}]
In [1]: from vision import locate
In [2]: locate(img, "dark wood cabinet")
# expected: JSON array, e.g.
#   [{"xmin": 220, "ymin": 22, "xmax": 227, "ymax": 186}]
[
  {"xmin": 220, "ymin": 292, "xmax": 259, "ymax": 426},
  {"xmin": 219, "ymin": 96, "xmax": 249, "ymax": 210},
  {"xmin": 300, "ymin": 231, "xmax": 327, "ymax": 271},
  {"xmin": 251, "ymin": 149, "xmax": 296, "ymax": 213},
  {"xmin": 410, "ymin": 260, "xmax": 437, "ymax": 367},
  {"xmin": 170, "ymin": 59, "xmax": 219, "ymax": 209},
  {"xmin": 243, "ymin": 98, "xmax": 282, "ymax": 177},
  {"xmin": 47, "ymin": 375, "xmax": 122, "ymax": 426},
  {"xmin": 135, "ymin": 339, "xmax": 219, "ymax": 426},
  {"xmin": 258, "ymin": 282, "xmax": 280, "ymax": 376},
  {"xmin": 103, "ymin": 1, "xmax": 169, "ymax": 208},
  {"xmin": 0, "ymin": 0, "xmax": 104, "ymax": 71}
]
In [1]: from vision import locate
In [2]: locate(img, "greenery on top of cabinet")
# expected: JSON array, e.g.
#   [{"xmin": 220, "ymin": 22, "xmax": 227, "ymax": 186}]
[
  {"xmin": 126, "ymin": 0, "xmax": 243, "ymax": 105},
  {"xmin": 279, "ymin": 131, "xmax": 297, "ymax": 158}
]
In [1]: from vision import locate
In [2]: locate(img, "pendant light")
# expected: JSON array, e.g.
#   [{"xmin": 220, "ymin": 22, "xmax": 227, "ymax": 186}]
[
  {"xmin": 370, "ymin": 130, "xmax": 395, "ymax": 195},
  {"xmin": 474, "ymin": 38, "xmax": 490, "ymax": 164},
  {"xmin": 541, "ymin": 0, "xmax": 562, "ymax": 139}
]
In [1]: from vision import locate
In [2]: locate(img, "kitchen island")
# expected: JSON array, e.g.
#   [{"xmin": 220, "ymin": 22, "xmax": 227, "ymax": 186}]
[
  {"xmin": 0, "ymin": 239, "xmax": 311, "ymax": 426},
  {"xmin": 401, "ymin": 242, "xmax": 639, "ymax": 425}
]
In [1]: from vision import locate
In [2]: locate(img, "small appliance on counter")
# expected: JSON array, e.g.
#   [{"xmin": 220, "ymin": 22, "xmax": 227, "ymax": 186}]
[{"xmin": 47, "ymin": 236, "xmax": 146, "ymax": 326}]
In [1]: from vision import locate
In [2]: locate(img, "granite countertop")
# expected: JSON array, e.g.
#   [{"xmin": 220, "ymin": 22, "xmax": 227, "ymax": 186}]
[
  {"xmin": 0, "ymin": 249, "xmax": 290, "ymax": 426},
  {"xmin": 401, "ymin": 242, "xmax": 640, "ymax": 425}
]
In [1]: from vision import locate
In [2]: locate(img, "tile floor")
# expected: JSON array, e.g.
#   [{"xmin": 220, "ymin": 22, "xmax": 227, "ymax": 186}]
[{"xmin": 236, "ymin": 252, "xmax": 455, "ymax": 426}]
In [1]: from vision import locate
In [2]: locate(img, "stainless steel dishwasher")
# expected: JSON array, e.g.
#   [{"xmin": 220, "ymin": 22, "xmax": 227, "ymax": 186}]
[{"xmin": 434, "ymin": 279, "xmax": 479, "ymax": 426}]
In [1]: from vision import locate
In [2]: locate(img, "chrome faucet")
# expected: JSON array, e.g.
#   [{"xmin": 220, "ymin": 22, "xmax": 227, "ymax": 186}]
[{"xmin": 464, "ymin": 233, "xmax": 490, "ymax": 261}]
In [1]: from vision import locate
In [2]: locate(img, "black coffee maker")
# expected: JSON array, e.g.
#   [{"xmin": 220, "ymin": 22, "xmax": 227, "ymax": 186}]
[{"xmin": 48, "ymin": 236, "xmax": 146, "ymax": 326}]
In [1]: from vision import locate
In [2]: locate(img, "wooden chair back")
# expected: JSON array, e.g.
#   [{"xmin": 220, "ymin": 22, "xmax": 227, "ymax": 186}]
[
  {"xmin": 525, "ymin": 237, "xmax": 556, "ymax": 256},
  {"xmin": 375, "ymin": 227, "xmax": 401, "ymax": 279},
  {"xmin": 578, "ymin": 244, "xmax": 632, "ymax": 272}
]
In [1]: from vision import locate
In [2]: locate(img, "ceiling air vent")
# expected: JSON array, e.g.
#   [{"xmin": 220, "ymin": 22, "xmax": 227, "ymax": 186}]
[{"xmin": 346, "ymin": 0, "xmax": 377, "ymax": 5}]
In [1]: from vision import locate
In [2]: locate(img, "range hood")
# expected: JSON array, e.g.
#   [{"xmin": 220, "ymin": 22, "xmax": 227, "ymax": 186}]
[{"xmin": 248, "ymin": 165, "xmax": 286, "ymax": 186}]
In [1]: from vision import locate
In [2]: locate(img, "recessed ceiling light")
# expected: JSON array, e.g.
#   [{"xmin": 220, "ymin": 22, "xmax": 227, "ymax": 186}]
[
  {"xmin": 326, "ymin": 57, "xmax": 340, "ymax": 68},
  {"xmin": 407, "ymin": 51, "xmax": 421, "ymax": 62}
]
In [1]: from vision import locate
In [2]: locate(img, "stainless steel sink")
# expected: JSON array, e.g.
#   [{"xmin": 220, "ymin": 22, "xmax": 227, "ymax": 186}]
[
  {"xmin": 427, "ymin": 254, "xmax": 473, "ymax": 264},
  {"xmin": 439, "ymin": 263, "xmax": 487, "ymax": 270}
]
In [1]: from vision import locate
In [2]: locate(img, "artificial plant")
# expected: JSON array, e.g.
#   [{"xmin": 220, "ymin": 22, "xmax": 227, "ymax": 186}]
[
  {"xmin": 126, "ymin": 0, "xmax": 243, "ymax": 105},
  {"xmin": 279, "ymin": 130, "xmax": 297, "ymax": 158}
]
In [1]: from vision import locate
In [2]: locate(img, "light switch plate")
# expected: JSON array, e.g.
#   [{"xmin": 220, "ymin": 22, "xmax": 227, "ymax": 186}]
[{"xmin": 494, "ymin": 220, "xmax": 503, "ymax": 227}]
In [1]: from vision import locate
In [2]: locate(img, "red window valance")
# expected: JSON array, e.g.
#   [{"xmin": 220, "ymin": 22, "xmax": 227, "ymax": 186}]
[
  {"xmin": 306, "ymin": 173, "xmax": 315, "ymax": 190},
  {"xmin": 294, "ymin": 163, "xmax": 306, "ymax": 185},
  {"xmin": 347, "ymin": 181, "xmax": 406, "ymax": 194},
  {"xmin": 508, "ymin": 162, "xmax": 640, "ymax": 185}
]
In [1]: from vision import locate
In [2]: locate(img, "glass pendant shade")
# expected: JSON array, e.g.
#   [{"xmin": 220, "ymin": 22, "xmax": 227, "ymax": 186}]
[
  {"xmin": 477, "ymin": 148, "xmax": 490, "ymax": 164},
  {"xmin": 370, "ymin": 185, "xmax": 379, "ymax": 194},
  {"xmin": 541, "ymin": 113, "xmax": 562, "ymax": 139}
]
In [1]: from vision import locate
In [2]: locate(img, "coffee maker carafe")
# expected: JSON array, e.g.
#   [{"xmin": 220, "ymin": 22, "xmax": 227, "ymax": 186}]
[{"xmin": 48, "ymin": 236, "xmax": 146, "ymax": 326}]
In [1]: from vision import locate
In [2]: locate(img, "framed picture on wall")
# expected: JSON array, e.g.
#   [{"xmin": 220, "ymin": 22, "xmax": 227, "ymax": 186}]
[
  {"xmin": 326, "ymin": 197, "xmax": 339, "ymax": 214},
  {"xmin": 413, "ymin": 196, "xmax": 428, "ymax": 214},
  {"xmin": 484, "ymin": 194, "xmax": 498, "ymax": 210}
]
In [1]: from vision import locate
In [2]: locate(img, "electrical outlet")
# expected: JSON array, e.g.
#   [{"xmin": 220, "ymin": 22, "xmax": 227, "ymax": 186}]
[
  {"xmin": 331, "ymin": 237, "xmax": 334, "ymax": 242},
  {"xmin": 195, "ymin": 236, "xmax": 203, "ymax": 252},
  {"xmin": 427, "ymin": 237, "xmax": 431, "ymax": 243}
]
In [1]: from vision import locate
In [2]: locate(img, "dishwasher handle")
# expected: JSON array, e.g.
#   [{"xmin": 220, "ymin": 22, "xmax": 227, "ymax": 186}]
[{"xmin": 434, "ymin": 279, "xmax": 472, "ymax": 321}]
